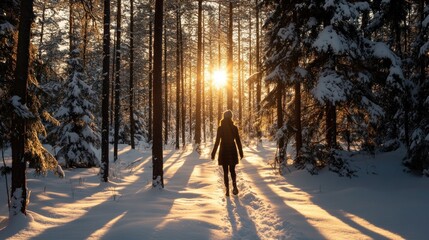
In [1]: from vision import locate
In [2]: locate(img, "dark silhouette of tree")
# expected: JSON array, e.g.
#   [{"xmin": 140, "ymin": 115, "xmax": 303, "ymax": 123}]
[
  {"xmin": 113, "ymin": 0, "xmax": 122, "ymax": 162},
  {"xmin": 164, "ymin": 19, "xmax": 168, "ymax": 145},
  {"xmin": 10, "ymin": 0, "xmax": 34, "ymax": 216},
  {"xmin": 175, "ymin": 2, "xmax": 181, "ymax": 149},
  {"xmin": 100, "ymin": 0, "xmax": 111, "ymax": 182},
  {"xmin": 255, "ymin": 0, "xmax": 262, "ymax": 141},
  {"xmin": 195, "ymin": 0, "xmax": 202, "ymax": 147},
  {"xmin": 227, "ymin": 2, "xmax": 233, "ymax": 110},
  {"xmin": 148, "ymin": 2, "xmax": 153, "ymax": 142},
  {"xmin": 129, "ymin": 0, "xmax": 136, "ymax": 149},
  {"xmin": 152, "ymin": 0, "xmax": 164, "ymax": 188}
]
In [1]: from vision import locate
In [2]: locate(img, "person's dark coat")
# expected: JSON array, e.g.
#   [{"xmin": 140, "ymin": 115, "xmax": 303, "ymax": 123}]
[{"xmin": 211, "ymin": 119, "xmax": 243, "ymax": 165}]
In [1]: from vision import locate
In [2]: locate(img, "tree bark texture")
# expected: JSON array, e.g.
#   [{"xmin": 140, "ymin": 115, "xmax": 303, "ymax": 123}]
[
  {"xmin": 11, "ymin": 0, "xmax": 34, "ymax": 216},
  {"xmin": 152, "ymin": 0, "xmax": 164, "ymax": 188}
]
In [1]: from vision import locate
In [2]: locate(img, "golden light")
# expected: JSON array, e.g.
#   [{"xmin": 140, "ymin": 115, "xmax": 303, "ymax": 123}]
[{"xmin": 212, "ymin": 69, "xmax": 227, "ymax": 89}]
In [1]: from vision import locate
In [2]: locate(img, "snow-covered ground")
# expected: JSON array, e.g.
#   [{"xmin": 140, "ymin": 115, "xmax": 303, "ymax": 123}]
[{"xmin": 0, "ymin": 141, "xmax": 428, "ymax": 239}]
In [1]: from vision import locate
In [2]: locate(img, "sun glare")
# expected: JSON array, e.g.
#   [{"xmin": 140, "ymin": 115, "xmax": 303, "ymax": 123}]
[{"xmin": 212, "ymin": 69, "xmax": 227, "ymax": 89}]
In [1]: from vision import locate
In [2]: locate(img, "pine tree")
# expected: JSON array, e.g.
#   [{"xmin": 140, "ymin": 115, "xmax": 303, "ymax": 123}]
[
  {"xmin": 54, "ymin": 50, "xmax": 99, "ymax": 168},
  {"xmin": 404, "ymin": 1, "xmax": 429, "ymax": 175},
  {"xmin": 263, "ymin": 0, "xmax": 405, "ymax": 176}
]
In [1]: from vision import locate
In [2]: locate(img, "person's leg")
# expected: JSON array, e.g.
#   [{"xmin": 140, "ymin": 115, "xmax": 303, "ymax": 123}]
[
  {"xmin": 230, "ymin": 164, "xmax": 238, "ymax": 195},
  {"xmin": 222, "ymin": 164, "xmax": 229, "ymax": 196}
]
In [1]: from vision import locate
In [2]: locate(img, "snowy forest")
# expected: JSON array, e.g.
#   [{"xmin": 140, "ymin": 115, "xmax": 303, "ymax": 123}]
[{"xmin": 1, "ymin": 0, "xmax": 429, "ymax": 239}]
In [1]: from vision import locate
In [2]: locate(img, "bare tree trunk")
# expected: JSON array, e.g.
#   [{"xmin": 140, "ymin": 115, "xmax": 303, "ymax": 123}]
[
  {"xmin": 110, "ymin": 33, "xmax": 116, "ymax": 128},
  {"xmin": 248, "ymin": 7, "xmax": 253, "ymax": 136},
  {"xmin": 164, "ymin": 21, "xmax": 168, "ymax": 145},
  {"xmin": 209, "ymin": 31, "xmax": 214, "ymax": 139},
  {"xmin": 100, "ymin": 0, "xmax": 111, "ymax": 183},
  {"xmin": 217, "ymin": 2, "xmax": 222, "ymax": 123},
  {"xmin": 11, "ymin": 0, "xmax": 34, "ymax": 216},
  {"xmin": 129, "ymin": 0, "xmax": 135, "ymax": 149},
  {"xmin": 202, "ymin": 10, "xmax": 206, "ymax": 143},
  {"xmin": 152, "ymin": 0, "xmax": 164, "ymax": 188},
  {"xmin": 255, "ymin": 0, "xmax": 262, "ymax": 141},
  {"xmin": 294, "ymin": 82, "xmax": 302, "ymax": 157},
  {"xmin": 180, "ymin": 20, "xmax": 186, "ymax": 146},
  {"xmin": 148, "ymin": 3, "xmax": 153, "ymax": 142},
  {"xmin": 175, "ymin": 5, "xmax": 181, "ymax": 149},
  {"xmin": 277, "ymin": 82, "xmax": 284, "ymax": 161},
  {"xmin": 237, "ymin": 5, "xmax": 242, "ymax": 128},
  {"xmin": 113, "ymin": 0, "xmax": 122, "ymax": 162},
  {"xmin": 195, "ymin": 0, "xmax": 202, "ymax": 146},
  {"xmin": 188, "ymin": 60, "xmax": 192, "ymax": 142},
  {"xmin": 38, "ymin": 0, "xmax": 46, "ymax": 60},
  {"xmin": 227, "ymin": 2, "xmax": 233, "ymax": 111}
]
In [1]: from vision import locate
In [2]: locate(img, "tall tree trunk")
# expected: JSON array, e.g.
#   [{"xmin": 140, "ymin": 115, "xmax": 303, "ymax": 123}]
[
  {"xmin": 180, "ymin": 20, "xmax": 186, "ymax": 146},
  {"xmin": 217, "ymin": 2, "xmax": 222, "ymax": 123},
  {"xmin": 100, "ymin": 0, "xmax": 111, "ymax": 182},
  {"xmin": 164, "ymin": 21, "xmax": 168, "ymax": 145},
  {"xmin": 129, "ymin": 0, "xmax": 135, "ymax": 149},
  {"xmin": 113, "ymin": 0, "xmax": 122, "ymax": 162},
  {"xmin": 110, "ymin": 33, "xmax": 116, "ymax": 127},
  {"xmin": 227, "ymin": 2, "xmax": 233, "ymax": 111},
  {"xmin": 148, "ymin": 5, "xmax": 153, "ymax": 142},
  {"xmin": 188, "ymin": 60, "xmax": 192, "ymax": 142},
  {"xmin": 195, "ymin": 0, "xmax": 202, "ymax": 146},
  {"xmin": 248, "ymin": 7, "xmax": 253, "ymax": 135},
  {"xmin": 11, "ymin": 0, "xmax": 34, "ymax": 216},
  {"xmin": 175, "ymin": 5, "xmax": 181, "ymax": 149},
  {"xmin": 152, "ymin": 0, "xmax": 164, "ymax": 188},
  {"xmin": 277, "ymin": 82, "xmax": 284, "ymax": 161},
  {"xmin": 294, "ymin": 82, "xmax": 302, "ymax": 157},
  {"xmin": 38, "ymin": 1, "xmax": 46, "ymax": 60},
  {"xmin": 237, "ymin": 6, "xmax": 242, "ymax": 128},
  {"xmin": 209, "ymin": 31, "xmax": 214, "ymax": 139},
  {"xmin": 255, "ymin": 0, "xmax": 262, "ymax": 141},
  {"xmin": 202, "ymin": 10, "xmax": 206, "ymax": 143}
]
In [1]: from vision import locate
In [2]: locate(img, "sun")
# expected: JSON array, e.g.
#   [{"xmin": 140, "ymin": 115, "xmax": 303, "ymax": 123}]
[{"xmin": 212, "ymin": 69, "xmax": 227, "ymax": 89}]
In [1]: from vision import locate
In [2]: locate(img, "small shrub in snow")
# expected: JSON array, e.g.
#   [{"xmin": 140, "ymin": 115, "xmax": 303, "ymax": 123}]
[
  {"xmin": 404, "ymin": 140, "xmax": 429, "ymax": 176},
  {"xmin": 295, "ymin": 144, "xmax": 356, "ymax": 177}
]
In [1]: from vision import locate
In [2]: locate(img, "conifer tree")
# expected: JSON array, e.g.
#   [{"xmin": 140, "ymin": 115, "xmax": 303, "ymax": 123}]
[
  {"xmin": 54, "ymin": 50, "xmax": 99, "ymax": 168},
  {"xmin": 263, "ymin": 0, "xmax": 405, "ymax": 176}
]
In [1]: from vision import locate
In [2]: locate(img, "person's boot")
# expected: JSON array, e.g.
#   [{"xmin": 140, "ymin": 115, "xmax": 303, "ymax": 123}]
[
  {"xmin": 232, "ymin": 182, "xmax": 238, "ymax": 195},
  {"xmin": 225, "ymin": 187, "xmax": 230, "ymax": 196}
]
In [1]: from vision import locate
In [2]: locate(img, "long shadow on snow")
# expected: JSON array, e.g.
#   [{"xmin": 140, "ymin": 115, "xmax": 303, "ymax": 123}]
[
  {"xmin": 146, "ymin": 149, "xmax": 218, "ymax": 239},
  {"xmin": 28, "ymin": 149, "xmax": 182, "ymax": 239},
  {"xmin": 285, "ymin": 174, "xmax": 411, "ymax": 239},
  {"xmin": 226, "ymin": 197, "xmax": 261, "ymax": 240},
  {"xmin": 30, "ymin": 154, "xmax": 154, "ymax": 239},
  {"xmin": 243, "ymin": 146, "xmax": 407, "ymax": 240},
  {"xmin": 104, "ymin": 148, "xmax": 212, "ymax": 239},
  {"xmin": 241, "ymin": 157, "xmax": 325, "ymax": 239}
]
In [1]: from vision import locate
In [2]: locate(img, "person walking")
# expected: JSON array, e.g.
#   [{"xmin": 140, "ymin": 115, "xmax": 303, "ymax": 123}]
[{"xmin": 211, "ymin": 110, "xmax": 243, "ymax": 196}]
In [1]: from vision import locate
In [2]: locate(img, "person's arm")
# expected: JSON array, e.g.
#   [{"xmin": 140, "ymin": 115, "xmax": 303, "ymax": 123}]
[
  {"xmin": 235, "ymin": 126, "xmax": 243, "ymax": 159},
  {"xmin": 211, "ymin": 127, "xmax": 221, "ymax": 160}
]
